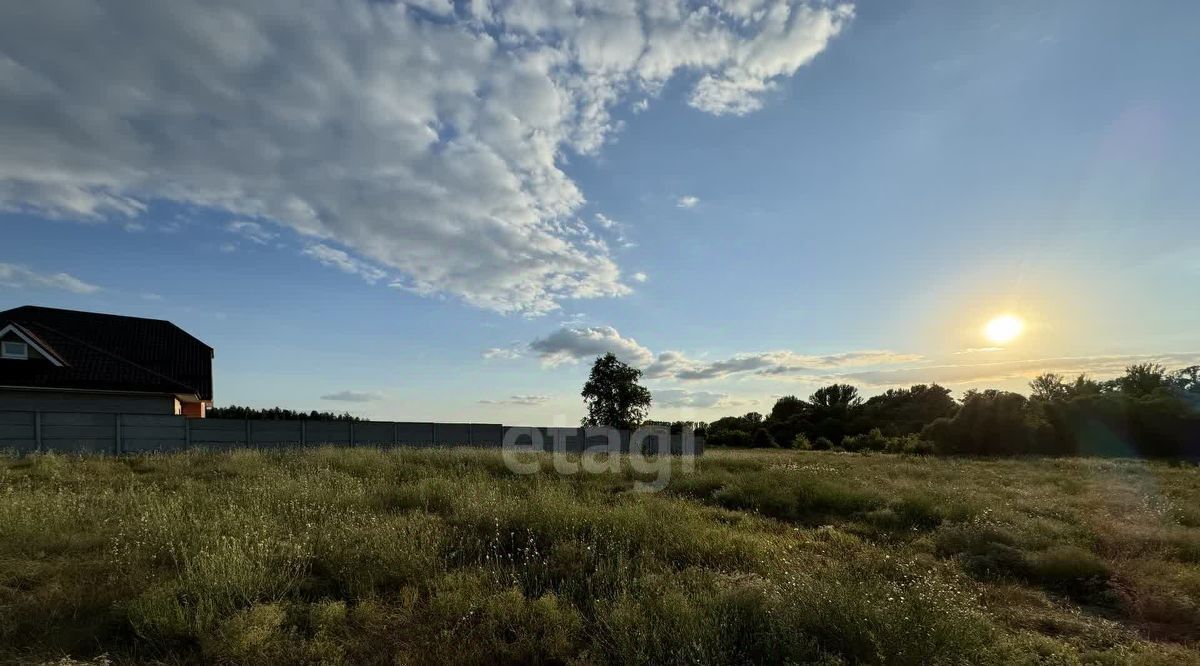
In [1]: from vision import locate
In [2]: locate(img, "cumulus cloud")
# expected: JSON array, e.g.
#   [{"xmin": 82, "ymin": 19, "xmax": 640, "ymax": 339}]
[
  {"xmin": 0, "ymin": 1, "xmax": 850, "ymax": 314},
  {"xmin": 676, "ymin": 195, "xmax": 700, "ymax": 208},
  {"xmin": 479, "ymin": 395, "xmax": 551, "ymax": 405},
  {"xmin": 320, "ymin": 390, "xmax": 385, "ymax": 402},
  {"xmin": 631, "ymin": 272, "xmax": 648, "ymax": 283},
  {"xmin": 530, "ymin": 325, "xmax": 654, "ymax": 367},
  {"xmin": 0, "ymin": 262, "xmax": 101, "ymax": 294},
  {"xmin": 644, "ymin": 349, "xmax": 922, "ymax": 380}
]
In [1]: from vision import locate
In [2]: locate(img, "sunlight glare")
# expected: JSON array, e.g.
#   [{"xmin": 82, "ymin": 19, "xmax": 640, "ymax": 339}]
[{"xmin": 984, "ymin": 314, "xmax": 1024, "ymax": 344}]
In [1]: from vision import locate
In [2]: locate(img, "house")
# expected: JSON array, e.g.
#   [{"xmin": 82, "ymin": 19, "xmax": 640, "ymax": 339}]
[{"xmin": 0, "ymin": 305, "xmax": 213, "ymax": 417}]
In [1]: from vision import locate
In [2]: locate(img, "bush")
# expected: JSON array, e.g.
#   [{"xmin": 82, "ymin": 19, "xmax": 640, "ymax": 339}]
[
  {"xmin": 790, "ymin": 433, "xmax": 811, "ymax": 450},
  {"xmin": 841, "ymin": 428, "xmax": 889, "ymax": 452},
  {"xmin": 812, "ymin": 436, "xmax": 834, "ymax": 451},
  {"xmin": 751, "ymin": 428, "xmax": 778, "ymax": 449},
  {"xmin": 921, "ymin": 390, "xmax": 1048, "ymax": 456},
  {"xmin": 707, "ymin": 429, "xmax": 752, "ymax": 448}
]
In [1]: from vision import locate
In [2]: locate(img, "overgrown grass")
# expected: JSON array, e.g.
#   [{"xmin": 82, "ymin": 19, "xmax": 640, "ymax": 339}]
[{"xmin": 1, "ymin": 448, "xmax": 1198, "ymax": 664}]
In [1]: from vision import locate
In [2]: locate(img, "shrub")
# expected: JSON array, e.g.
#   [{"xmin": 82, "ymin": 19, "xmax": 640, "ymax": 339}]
[
  {"xmin": 790, "ymin": 433, "xmax": 811, "ymax": 450},
  {"xmin": 921, "ymin": 390, "xmax": 1047, "ymax": 456},
  {"xmin": 812, "ymin": 436, "xmax": 834, "ymax": 451},
  {"xmin": 751, "ymin": 428, "xmax": 778, "ymax": 449},
  {"xmin": 841, "ymin": 428, "xmax": 889, "ymax": 452},
  {"xmin": 707, "ymin": 429, "xmax": 752, "ymax": 448}
]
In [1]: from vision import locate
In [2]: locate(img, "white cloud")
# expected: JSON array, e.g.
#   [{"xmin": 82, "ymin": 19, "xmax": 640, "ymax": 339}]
[
  {"xmin": 226, "ymin": 220, "xmax": 278, "ymax": 245},
  {"xmin": 479, "ymin": 394, "xmax": 551, "ymax": 405},
  {"xmin": 644, "ymin": 349, "xmax": 922, "ymax": 380},
  {"xmin": 141, "ymin": 292, "xmax": 164, "ymax": 301},
  {"xmin": 529, "ymin": 325, "xmax": 654, "ymax": 367},
  {"xmin": 482, "ymin": 345, "xmax": 524, "ymax": 360},
  {"xmin": 0, "ymin": 1, "xmax": 850, "ymax": 315},
  {"xmin": 0, "ymin": 262, "xmax": 101, "ymax": 294},
  {"xmin": 321, "ymin": 390, "xmax": 385, "ymax": 402},
  {"xmin": 653, "ymin": 388, "xmax": 731, "ymax": 408},
  {"xmin": 631, "ymin": 271, "xmax": 648, "ymax": 282},
  {"xmin": 302, "ymin": 244, "xmax": 388, "ymax": 284},
  {"xmin": 676, "ymin": 195, "xmax": 700, "ymax": 209}
]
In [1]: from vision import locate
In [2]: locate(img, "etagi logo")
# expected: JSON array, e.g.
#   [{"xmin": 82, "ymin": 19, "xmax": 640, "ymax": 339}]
[{"xmin": 501, "ymin": 425, "xmax": 697, "ymax": 492}]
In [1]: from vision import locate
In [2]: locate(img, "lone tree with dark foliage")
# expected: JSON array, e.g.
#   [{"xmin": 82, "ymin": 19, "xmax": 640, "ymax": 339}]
[{"xmin": 581, "ymin": 352, "xmax": 652, "ymax": 430}]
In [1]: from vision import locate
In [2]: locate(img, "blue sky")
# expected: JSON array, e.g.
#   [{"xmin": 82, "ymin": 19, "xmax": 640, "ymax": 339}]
[{"xmin": 2, "ymin": 0, "xmax": 1198, "ymax": 422}]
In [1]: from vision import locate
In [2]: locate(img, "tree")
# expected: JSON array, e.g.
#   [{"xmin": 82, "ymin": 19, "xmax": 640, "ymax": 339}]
[
  {"xmin": 751, "ymin": 428, "xmax": 778, "ymax": 448},
  {"xmin": 580, "ymin": 353, "xmax": 652, "ymax": 430},
  {"xmin": 810, "ymin": 384, "xmax": 861, "ymax": 410},
  {"xmin": 807, "ymin": 384, "xmax": 862, "ymax": 443},
  {"xmin": 1029, "ymin": 373, "xmax": 1070, "ymax": 402},
  {"xmin": 859, "ymin": 384, "xmax": 956, "ymax": 435},
  {"xmin": 1112, "ymin": 363, "xmax": 1171, "ymax": 397}
]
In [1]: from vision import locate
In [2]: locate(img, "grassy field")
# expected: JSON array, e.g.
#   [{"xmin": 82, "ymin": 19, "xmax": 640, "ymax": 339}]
[{"xmin": 2, "ymin": 448, "xmax": 1199, "ymax": 665}]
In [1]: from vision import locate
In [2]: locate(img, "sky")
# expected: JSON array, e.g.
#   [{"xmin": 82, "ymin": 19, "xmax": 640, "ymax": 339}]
[{"xmin": 2, "ymin": 0, "xmax": 1198, "ymax": 424}]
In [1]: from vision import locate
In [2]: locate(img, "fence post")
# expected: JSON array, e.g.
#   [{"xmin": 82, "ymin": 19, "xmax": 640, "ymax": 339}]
[
  {"xmin": 301, "ymin": 420, "xmax": 307, "ymax": 447},
  {"xmin": 245, "ymin": 419, "xmax": 251, "ymax": 447},
  {"xmin": 431, "ymin": 422, "xmax": 437, "ymax": 448},
  {"xmin": 115, "ymin": 413, "xmax": 122, "ymax": 455},
  {"xmin": 184, "ymin": 417, "xmax": 191, "ymax": 450},
  {"xmin": 349, "ymin": 421, "xmax": 355, "ymax": 447},
  {"xmin": 34, "ymin": 411, "xmax": 42, "ymax": 453}
]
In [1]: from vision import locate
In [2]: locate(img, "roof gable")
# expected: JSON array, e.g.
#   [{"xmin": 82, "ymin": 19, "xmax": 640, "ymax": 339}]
[{"xmin": 0, "ymin": 305, "xmax": 213, "ymax": 400}]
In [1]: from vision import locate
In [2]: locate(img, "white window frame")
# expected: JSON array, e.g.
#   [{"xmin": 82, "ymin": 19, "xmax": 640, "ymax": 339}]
[
  {"xmin": 1, "ymin": 340, "xmax": 28, "ymax": 360},
  {"xmin": 0, "ymin": 324, "xmax": 62, "ymax": 365}
]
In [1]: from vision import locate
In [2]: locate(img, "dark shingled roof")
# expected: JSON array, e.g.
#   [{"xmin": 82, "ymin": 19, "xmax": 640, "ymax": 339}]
[{"xmin": 0, "ymin": 305, "xmax": 213, "ymax": 400}]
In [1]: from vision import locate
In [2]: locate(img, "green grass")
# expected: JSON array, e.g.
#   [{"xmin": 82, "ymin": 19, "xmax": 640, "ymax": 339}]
[{"xmin": 1, "ymin": 448, "xmax": 1199, "ymax": 664}]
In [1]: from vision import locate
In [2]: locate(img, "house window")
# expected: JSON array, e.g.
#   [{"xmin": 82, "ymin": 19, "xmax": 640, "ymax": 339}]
[{"xmin": 1, "ymin": 341, "xmax": 28, "ymax": 359}]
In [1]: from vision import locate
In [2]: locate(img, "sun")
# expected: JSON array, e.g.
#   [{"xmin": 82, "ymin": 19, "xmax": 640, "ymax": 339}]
[{"xmin": 984, "ymin": 314, "xmax": 1024, "ymax": 344}]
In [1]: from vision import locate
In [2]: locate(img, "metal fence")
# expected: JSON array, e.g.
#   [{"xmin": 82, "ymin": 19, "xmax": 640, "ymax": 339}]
[{"xmin": 0, "ymin": 411, "xmax": 703, "ymax": 455}]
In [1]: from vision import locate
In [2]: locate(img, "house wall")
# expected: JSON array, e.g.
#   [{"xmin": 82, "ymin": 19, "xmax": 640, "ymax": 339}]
[
  {"xmin": 0, "ymin": 389, "xmax": 177, "ymax": 415},
  {"xmin": 180, "ymin": 401, "xmax": 206, "ymax": 418}
]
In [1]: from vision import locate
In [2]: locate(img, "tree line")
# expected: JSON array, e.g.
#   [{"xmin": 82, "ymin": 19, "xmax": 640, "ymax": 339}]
[
  {"xmin": 701, "ymin": 364, "xmax": 1200, "ymax": 459},
  {"xmin": 206, "ymin": 405, "xmax": 361, "ymax": 422}
]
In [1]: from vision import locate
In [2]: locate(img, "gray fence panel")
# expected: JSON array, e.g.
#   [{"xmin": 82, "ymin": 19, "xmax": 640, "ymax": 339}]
[
  {"xmin": 0, "ymin": 411, "xmax": 36, "ymax": 452},
  {"xmin": 250, "ymin": 421, "xmax": 303, "ymax": 445},
  {"xmin": 395, "ymin": 422, "xmax": 434, "ymax": 446},
  {"xmin": 0, "ymin": 408, "xmax": 34, "ymax": 451},
  {"xmin": 189, "ymin": 419, "xmax": 247, "ymax": 446},
  {"xmin": 0, "ymin": 411, "xmax": 34, "ymax": 425},
  {"xmin": 353, "ymin": 421, "xmax": 394, "ymax": 445},
  {"xmin": 470, "ymin": 423, "xmax": 503, "ymax": 448},
  {"xmin": 123, "ymin": 438, "xmax": 186, "ymax": 453},
  {"xmin": 538, "ymin": 427, "xmax": 584, "ymax": 453},
  {"xmin": 123, "ymin": 426, "xmax": 186, "ymax": 440},
  {"xmin": 0, "ymin": 411, "xmax": 704, "ymax": 457},
  {"xmin": 121, "ymin": 414, "xmax": 185, "ymax": 428},
  {"xmin": 502, "ymin": 426, "xmax": 541, "ymax": 450},
  {"xmin": 42, "ymin": 412, "xmax": 117, "ymax": 426},
  {"xmin": 433, "ymin": 423, "xmax": 472, "ymax": 446},
  {"xmin": 306, "ymin": 422, "xmax": 352, "ymax": 444},
  {"xmin": 583, "ymin": 429, "xmax": 620, "ymax": 452}
]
